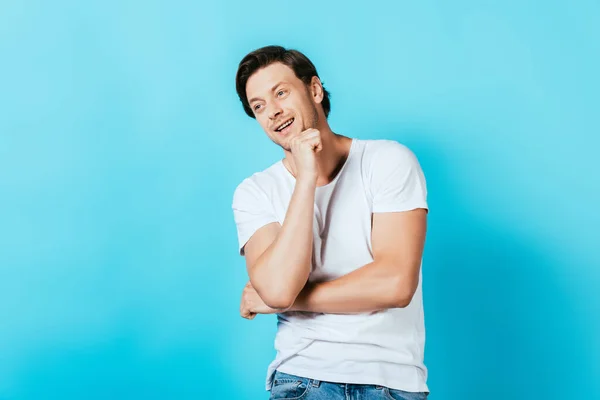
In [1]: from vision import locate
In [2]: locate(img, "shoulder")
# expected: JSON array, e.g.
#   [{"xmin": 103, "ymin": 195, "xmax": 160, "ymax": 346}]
[
  {"xmin": 232, "ymin": 160, "xmax": 285, "ymax": 206},
  {"xmin": 360, "ymin": 139, "xmax": 420, "ymax": 170},
  {"xmin": 363, "ymin": 138, "xmax": 415, "ymax": 156},
  {"xmin": 358, "ymin": 139, "xmax": 428, "ymax": 209}
]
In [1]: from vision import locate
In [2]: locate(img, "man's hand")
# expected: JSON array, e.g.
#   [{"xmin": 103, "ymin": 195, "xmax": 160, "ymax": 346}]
[
  {"xmin": 289, "ymin": 128, "xmax": 322, "ymax": 183},
  {"xmin": 240, "ymin": 281, "xmax": 280, "ymax": 319}
]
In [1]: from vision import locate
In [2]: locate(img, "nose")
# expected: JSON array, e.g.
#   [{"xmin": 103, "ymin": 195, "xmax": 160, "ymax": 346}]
[{"xmin": 268, "ymin": 103, "xmax": 283, "ymax": 120}]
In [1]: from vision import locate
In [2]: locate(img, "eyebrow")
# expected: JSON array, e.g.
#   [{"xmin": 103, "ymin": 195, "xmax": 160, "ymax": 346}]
[{"xmin": 248, "ymin": 81, "xmax": 287, "ymax": 104}]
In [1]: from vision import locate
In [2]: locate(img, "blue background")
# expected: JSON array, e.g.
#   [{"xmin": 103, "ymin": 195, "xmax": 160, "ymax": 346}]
[{"xmin": 1, "ymin": 1, "xmax": 598, "ymax": 399}]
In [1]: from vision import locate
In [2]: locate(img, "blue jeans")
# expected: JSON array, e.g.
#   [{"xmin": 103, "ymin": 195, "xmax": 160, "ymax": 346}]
[{"xmin": 269, "ymin": 370, "xmax": 428, "ymax": 400}]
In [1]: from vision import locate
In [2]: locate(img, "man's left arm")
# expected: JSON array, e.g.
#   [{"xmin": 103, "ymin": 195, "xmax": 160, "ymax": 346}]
[{"xmin": 290, "ymin": 208, "xmax": 427, "ymax": 313}]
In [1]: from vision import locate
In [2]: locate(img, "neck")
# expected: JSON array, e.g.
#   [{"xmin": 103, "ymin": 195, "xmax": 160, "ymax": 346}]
[{"xmin": 283, "ymin": 124, "xmax": 352, "ymax": 187}]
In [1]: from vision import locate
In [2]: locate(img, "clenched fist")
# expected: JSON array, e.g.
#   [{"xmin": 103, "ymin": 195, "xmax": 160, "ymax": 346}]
[
  {"xmin": 289, "ymin": 128, "xmax": 322, "ymax": 183},
  {"xmin": 240, "ymin": 281, "xmax": 280, "ymax": 319}
]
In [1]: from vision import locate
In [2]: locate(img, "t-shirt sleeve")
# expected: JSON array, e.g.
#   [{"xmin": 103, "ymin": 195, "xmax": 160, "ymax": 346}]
[
  {"xmin": 368, "ymin": 141, "xmax": 428, "ymax": 213},
  {"xmin": 232, "ymin": 179, "xmax": 279, "ymax": 256}
]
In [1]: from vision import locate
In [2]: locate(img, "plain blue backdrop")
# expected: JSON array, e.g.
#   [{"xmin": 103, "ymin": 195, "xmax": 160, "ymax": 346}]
[{"xmin": 0, "ymin": 1, "xmax": 598, "ymax": 399}]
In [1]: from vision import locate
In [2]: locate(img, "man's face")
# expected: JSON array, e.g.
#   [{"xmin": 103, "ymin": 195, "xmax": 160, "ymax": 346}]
[{"xmin": 246, "ymin": 62, "xmax": 320, "ymax": 151}]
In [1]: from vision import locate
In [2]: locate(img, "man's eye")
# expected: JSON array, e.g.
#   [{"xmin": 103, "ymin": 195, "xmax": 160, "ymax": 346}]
[
  {"xmin": 277, "ymin": 90, "xmax": 286, "ymax": 96},
  {"xmin": 253, "ymin": 104, "xmax": 262, "ymax": 111}
]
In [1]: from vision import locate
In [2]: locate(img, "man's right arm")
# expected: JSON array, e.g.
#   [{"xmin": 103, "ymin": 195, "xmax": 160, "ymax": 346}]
[
  {"xmin": 243, "ymin": 177, "xmax": 316, "ymax": 310},
  {"xmin": 241, "ymin": 129, "xmax": 322, "ymax": 310}
]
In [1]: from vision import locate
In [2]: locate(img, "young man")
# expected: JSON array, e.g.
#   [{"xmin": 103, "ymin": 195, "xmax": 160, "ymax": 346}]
[{"xmin": 232, "ymin": 45, "xmax": 430, "ymax": 400}]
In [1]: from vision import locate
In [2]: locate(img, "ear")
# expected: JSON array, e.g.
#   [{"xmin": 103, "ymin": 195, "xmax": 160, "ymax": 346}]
[{"xmin": 310, "ymin": 76, "xmax": 324, "ymax": 104}]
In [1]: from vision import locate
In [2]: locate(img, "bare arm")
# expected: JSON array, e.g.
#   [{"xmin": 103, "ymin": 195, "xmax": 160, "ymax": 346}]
[
  {"xmin": 244, "ymin": 179, "xmax": 316, "ymax": 309},
  {"xmin": 242, "ymin": 129, "xmax": 322, "ymax": 310},
  {"xmin": 289, "ymin": 208, "xmax": 427, "ymax": 313}
]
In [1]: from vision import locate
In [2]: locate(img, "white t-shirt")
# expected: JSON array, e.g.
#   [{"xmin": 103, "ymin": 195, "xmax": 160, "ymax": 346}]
[{"xmin": 231, "ymin": 138, "xmax": 429, "ymax": 393}]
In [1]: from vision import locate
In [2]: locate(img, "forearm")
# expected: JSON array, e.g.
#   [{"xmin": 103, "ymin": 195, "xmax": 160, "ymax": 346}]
[
  {"xmin": 290, "ymin": 259, "xmax": 416, "ymax": 313},
  {"xmin": 251, "ymin": 178, "xmax": 316, "ymax": 308}
]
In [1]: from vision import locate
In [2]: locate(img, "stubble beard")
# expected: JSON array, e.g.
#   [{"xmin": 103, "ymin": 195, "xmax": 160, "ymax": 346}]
[{"xmin": 275, "ymin": 103, "xmax": 320, "ymax": 152}]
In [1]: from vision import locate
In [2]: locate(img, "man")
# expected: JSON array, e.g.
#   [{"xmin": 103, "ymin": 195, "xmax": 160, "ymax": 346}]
[{"xmin": 232, "ymin": 45, "xmax": 430, "ymax": 400}]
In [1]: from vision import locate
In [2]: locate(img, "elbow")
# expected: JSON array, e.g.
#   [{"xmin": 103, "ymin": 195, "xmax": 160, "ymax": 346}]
[
  {"xmin": 251, "ymin": 268, "xmax": 307, "ymax": 310},
  {"xmin": 391, "ymin": 292, "xmax": 414, "ymax": 308},
  {"xmin": 260, "ymin": 288, "xmax": 297, "ymax": 310},
  {"xmin": 263, "ymin": 294, "xmax": 296, "ymax": 310},
  {"xmin": 388, "ymin": 277, "xmax": 418, "ymax": 308}
]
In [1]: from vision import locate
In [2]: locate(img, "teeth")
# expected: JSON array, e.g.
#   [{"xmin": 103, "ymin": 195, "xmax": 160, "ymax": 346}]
[{"xmin": 277, "ymin": 118, "xmax": 293, "ymax": 131}]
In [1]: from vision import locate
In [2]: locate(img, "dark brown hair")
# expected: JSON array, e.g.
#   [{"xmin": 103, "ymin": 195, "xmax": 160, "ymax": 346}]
[{"xmin": 235, "ymin": 45, "xmax": 331, "ymax": 119}]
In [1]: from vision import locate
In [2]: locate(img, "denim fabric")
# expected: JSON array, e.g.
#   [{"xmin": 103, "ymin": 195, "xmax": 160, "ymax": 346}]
[{"xmin": 269, "ymin": 370, "xmax": 428, "ymax": 400}]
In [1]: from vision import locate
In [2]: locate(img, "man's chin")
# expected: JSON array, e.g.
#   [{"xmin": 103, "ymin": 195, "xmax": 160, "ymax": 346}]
[
  {"xmin": 269, "ymin": 137, "xmax": 291, "ymax": 152},
  {"xmin": 277, "ymin": 134, "xmax": 297, "ymax": 152},
  {"xmin": 280, "ymin": 143, "xmax": 292, "ymax": 152},
  {"xmin": 270, "ymin": 127, "xmax": 302, "ymax": 152}
]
